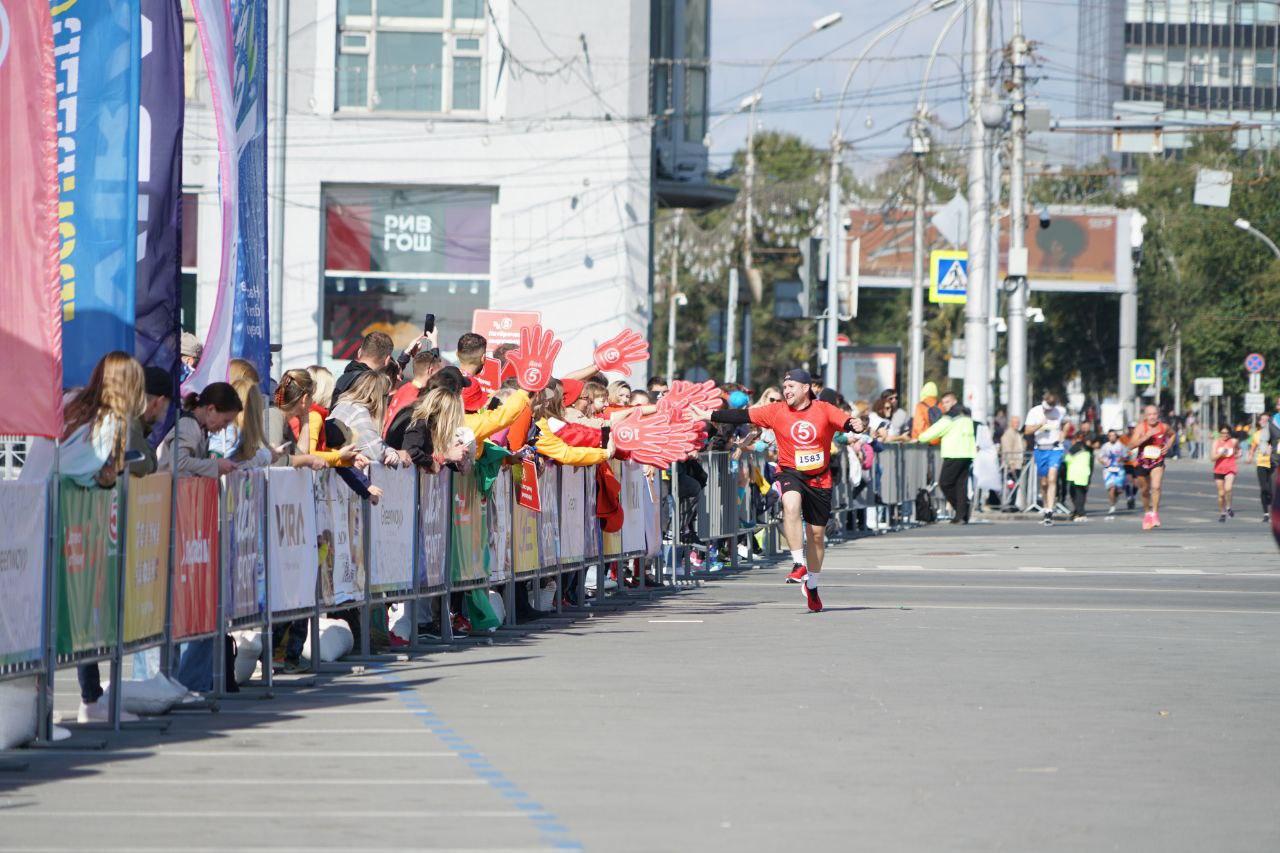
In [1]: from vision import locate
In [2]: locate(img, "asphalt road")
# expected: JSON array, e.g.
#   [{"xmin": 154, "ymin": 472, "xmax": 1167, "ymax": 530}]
[{"xmin": 3, "ymin": 461, "xmax": 1278, "ymax": 852}]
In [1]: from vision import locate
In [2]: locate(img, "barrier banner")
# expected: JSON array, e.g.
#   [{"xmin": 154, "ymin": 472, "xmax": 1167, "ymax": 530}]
[
  {"xmin": 314, "ymin": 470, "xmax": 364, "ymax": 606},
  {"xmin": 487, "ymin": 469, "xmax": 512, "ymax": 583},
  {"xmin": 644, "ymin": 475, "xmax": 661, "ymax": 558},
  {"xmin": 584, "ymin": 468, "xmax": 600, "ymax": 560},
  {"xmin": 371, "ymin": 466, "xmax": 416, "ymax": 591},
  {"xmin": 53, "ymin": 0, "xmax": 142, "ymax": 386},
  {"xmin": 512, "ymin": 467, "xmax": 539, "ymax": 575},
  {"xmin": 537, "ymin": 466, "xmax": 559, "ymax": 568},
  {"xmin": 123, "ymin": 473, "xmax": 171, "ymax": 642},
  {"xmin": 268, "ymin": 468, "xmax": 318, "ymax": 612},
  {"xmin": 0, "ymin": 0, "xmax": 62, "ymax": 437},
  {"xmin": 450, "ymin": 472, "xmax": 487, "ymax": 585},
  {"xmin": 225, "ymin": 469, "xmax": 266, "ymax": 619},
  {"xmin": 419, "ymin": 470, "xmax": 449, "ymax": 589},
  {"xmin": 0, "ymin": 483, "xmax": 48, "ymax": 665},
  {"xmin": 135, "ymin": 0, "xmax": 185, "ymax": 376},
  {"xmin": 558, "ymin": 466, "xmax": 585, "ymax": 564},
  {"xmin": 57, "ymin": 481, "xmax": 119, "ymax": 655},
  {"xmin": 172, "ymin": 477, "xmax": 219, "ymax": 639},
  {"xmin": 517, "ymin": 459, "xmax": 541, "ymax": 512},
  {"xmin": 621, "ymin": 464, "xmax": 647, "ymax": 555},
  {"xmin": 602, "ymin": 463, "xmax": 623, "ymax": 558}
]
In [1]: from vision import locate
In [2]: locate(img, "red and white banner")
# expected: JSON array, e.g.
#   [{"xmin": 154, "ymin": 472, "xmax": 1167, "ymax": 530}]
[
  {"xmin": 0, "ymin": 1, "xmax": 62, "ymax": 436},
  {"xmin": 472, "ymin": 309, "xmax": 541, "ymax": 353}
]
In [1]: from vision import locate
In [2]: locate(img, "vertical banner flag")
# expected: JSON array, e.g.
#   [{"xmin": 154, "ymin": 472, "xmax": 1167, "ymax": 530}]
[
  {"xmin": 268, "ymin": 468, "xmax": 318, "ymax": 612},
  {"xmin": 53, "ymin": 0, "xmax": 143, "ymax": 387},
  {"xmin": 172, "ymin": 476, "xmax": 219, "ymax": 639},
  {"xmin": 370, "ymin": 466, "xmax": 415, "ymax": 591},
  {"xmin": 0, "ymin": 0, "xmax": 62, "ymax": 436},
  {"xmin": 0, "ymin": 483, "xmax": 50, "ymax": 665},
  {"xmin": 135, "ymin": 0, "xmax": 186, "ymax": 376},
  {"xmin": 57, "ymin": 481, "xmax": 120, "ymax": 655},
  {"xmin": 418, "ymin": 471, "xmax": 449, "ymax": 590},
  {"xmin": 225, "ymin": 469, "xmax": 266, "ymax": 619},
  {"xmin": 123, "ymin": 472, "xmax": 171, "ymax": 642},
  {"xmin": 186, "ymin": 0, "xmax": 269, "ymax": 391}
]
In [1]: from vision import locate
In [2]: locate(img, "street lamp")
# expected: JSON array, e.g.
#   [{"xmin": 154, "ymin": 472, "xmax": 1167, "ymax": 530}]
[
  {"xmin": 702, "ymin": 93, "xmax": 760, "ymax": 150},
  {"xmin": 825, "ymin": 0, "xmax": 957, "ymax": 388},
  {"xmin": 666, "ymin": 292, "xmax": 689, "ymax": 382},
  {"xmin": 1234, "ymin": 218, "xmax": 1280, "ymax": 260}
]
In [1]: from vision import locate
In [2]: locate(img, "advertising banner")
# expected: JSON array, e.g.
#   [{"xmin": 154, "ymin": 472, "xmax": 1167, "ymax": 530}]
[
  {"xmin": 123, "ymin": 473, "xmax": 171, "ymax": 642},
  {"xmin": 172, "ymin": 477, "xmax": 219, "ymax": 639},
  {"xmin": 0, "ymin": 0, "xmax": 62, "ymax": 437},
  {"xmin": 487, "ymin": 469, "xmax": 512, "ymax": 583},
  {"xmin": 418, "ymin": 470, "xmax": 449, "ymax": 589},
  {"xmin": 0, "ymin": 483, "xmax": 49, "ymax": 665},
  {"xmin": 268, "ymin": 468, "xmax": 318, "ymax": 613},
  {"xmin": 602, "ymin": 464, "xmax": 623, "ymax": 558},
  {"xmin": 135, "ymin": 0, "xmax": 185, "ymax": 377},
  {"xmin": 512, "ymin": 500, "xmax": 539, "ymax": 577},
  {"xmin": 517, "ymin": 459, "xmax": 541, "ymax": 512},
  {"xmin": 472, "ymin": 310, "xmax": 541, "ymax": 354},
  {"xmin": 314, "ymin": 470, "xmax": 365, "ymax": 606},
  {"xmin": 645, "ymin": 475, "xmax": 662, "ymax": 558},
  {"xmin": 584, "ymin": 468, "xmax": 600, "ymax": 560},
  {"xmin": 621, "ymin": 464, "xmax": 647, "ymax": 555},
  {"xmin": 558, "ymin": 466, "xmax": 586, "ymax": 564},
  {"xmin": 370, "ymin": 466, "xmax": 416, "ymax": 591},
  {"xmin": 230, "ymin": 0, "xmax": 270, "ymax": 386},
  {"xmin": 537, "ymin": 466, "xmax": 559, "ymax": 569},
  {"xmin": 57, "ymin": 481, "xmax": 119, "ymax": 655},
  {"xmin": 450, "ymin": 472, "xmax": 488, "ymax": 585},
  {"xmin": 225, "ymin": 469, "xmax": 266, "ymax": 620}
]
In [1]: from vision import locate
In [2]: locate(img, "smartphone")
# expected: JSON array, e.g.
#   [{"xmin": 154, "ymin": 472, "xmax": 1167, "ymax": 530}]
[
  {"xmin": 123, "ymin": 449, "xmax": 146, "ymax": 464},
  {"xmin": 422, "ymin": 313, "xmax": 436, "ymax": 335}
]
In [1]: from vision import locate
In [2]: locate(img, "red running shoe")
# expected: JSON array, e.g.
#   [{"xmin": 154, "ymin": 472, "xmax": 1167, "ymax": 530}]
[
  {"xmin": 804, "ymin": 583, "xmax": 823, "ymax": 613},
  {"xmin": 786, "ymin": 563, "xmax": 808, "ymax": 584}
]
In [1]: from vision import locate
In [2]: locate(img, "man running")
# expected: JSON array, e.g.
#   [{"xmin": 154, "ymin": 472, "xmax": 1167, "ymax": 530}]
[
  {"xmin": 705, "ymin": 369, "xmax": 864, "ymax": 612},
  {"xmin": 1128, "ymin": 404, "xmax": 1173, "ymax": 530},
  {"xmin": 1024, "ymin": 391, "xmax": 1066, "ymax": 525}
]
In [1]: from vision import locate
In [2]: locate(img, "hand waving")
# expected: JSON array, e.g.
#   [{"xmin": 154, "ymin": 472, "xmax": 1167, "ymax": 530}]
[
  {"xmin": 657, "ymin": 379, "xmax": 724, "ymax": 420},
  {"xmin": 506, "ymin": 324, "xmax": 562, "ymax": 393},
  {"xmin": 593, "ymin": 328, "xmax": 650, "ymax": 376},
  {"xmin": 612, "ymin": 410, "xmax": 702, "ymax": 468}
]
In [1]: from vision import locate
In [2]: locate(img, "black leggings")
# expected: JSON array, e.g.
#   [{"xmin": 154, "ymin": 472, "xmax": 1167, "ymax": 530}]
[{"xmin": 1259, "ymin": 467, "xmax": 1274, "ymax": 513}]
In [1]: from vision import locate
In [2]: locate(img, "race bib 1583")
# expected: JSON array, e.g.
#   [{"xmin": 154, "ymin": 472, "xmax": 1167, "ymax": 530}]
[{"xmin": 795, "ymin": 449, "xmax": 825, "ymax": 471}]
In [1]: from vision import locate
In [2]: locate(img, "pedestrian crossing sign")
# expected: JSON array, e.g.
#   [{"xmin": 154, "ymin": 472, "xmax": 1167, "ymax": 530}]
[
  {"xmin": 929, "ymin": 250, "xmax": 969, "ymax": 304},
  {"xmin": 1131, "ymin": 359, "xmax": 1156, "ymax": 385}
]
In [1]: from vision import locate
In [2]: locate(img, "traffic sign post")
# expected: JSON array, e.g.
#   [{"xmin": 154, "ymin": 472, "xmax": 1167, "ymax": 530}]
[
  {"xmin": 1244, "ymin": 392, "xmax": 1266, "ymax": 414},
  {"xmin": 1131, "ymin": 359, "xmax": 1156, "ymax": 385},
  {"xmin": 1194, "ymin": 376, "xmax": 1224, "ymax": 398},
  {"xmin": 1245, "ymin": 353, "xmax": 1266, "ymax": 374},
  {"xmin": 1249, "ymin": 372, "xmax": 1262, "ymax": 394},
  {"xmin": 929, "ymin": 250, "xmax": 968, "ymax": 305}
]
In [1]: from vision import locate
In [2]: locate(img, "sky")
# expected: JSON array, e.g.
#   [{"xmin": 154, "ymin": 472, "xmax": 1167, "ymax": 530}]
[{"xmin": 707, "ymin": 0, "xmax": 1084, "ymax": 179}]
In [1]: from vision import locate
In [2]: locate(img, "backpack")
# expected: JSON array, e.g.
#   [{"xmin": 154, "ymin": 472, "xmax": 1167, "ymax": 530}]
[
  {"xmin": 927, "ymin": 405, "xmax": 942, "ymax": 426},
  {"xmin": 915, "ymin": 488, "xmax": 937, "ymax": 523}
]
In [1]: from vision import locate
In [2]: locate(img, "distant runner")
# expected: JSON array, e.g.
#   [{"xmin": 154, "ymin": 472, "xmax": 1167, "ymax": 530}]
[
  {"xmin": 1024, "ymin": 391, "xmax": 1066, "ymax": 526},
  {"xmin": 1128, "ymin": 405, "xmax": 1172, "ymax": 530},
  {"xmin": 706, "ymin": 369, "xmax": 864, "ymax": 613},
  {"xmin": 1097, "ymin": 429, "xmax": 1127, "ymax": 518},
  {"xmin": 1210, "ymin": 425, "xmax": 1239, "ymax": 522}
]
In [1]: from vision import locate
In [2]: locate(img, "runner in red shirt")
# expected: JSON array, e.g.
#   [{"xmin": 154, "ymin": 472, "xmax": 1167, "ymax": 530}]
[
  {"xmin": 708, "ymin": 368, "xmax": 863, "ymax": 612},
  {"xmin": 1127, "ymin": 404, "xmax": 1172, "ymax": 530}
]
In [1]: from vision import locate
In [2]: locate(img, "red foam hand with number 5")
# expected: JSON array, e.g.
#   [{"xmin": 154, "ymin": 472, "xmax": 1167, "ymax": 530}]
[
  {"xmin": 613, "ymin": 410, "xmax": 701, "ymax": 468},
  {"xmin": 593, "ymin": 329, "xmax": 649, "ymax": 375},
  {"xmin": 657, "ymin": 379, "xmax": 723, "ymax": 420},
  {"xmin": 506, "ymin": 324, "xmax": 562, "ymax": 393}
]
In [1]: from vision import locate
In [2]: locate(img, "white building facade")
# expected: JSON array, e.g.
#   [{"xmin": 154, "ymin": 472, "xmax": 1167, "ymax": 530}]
[{"xmin": 181, "ymin": 0, "xmax": 723, "ymax": 375}]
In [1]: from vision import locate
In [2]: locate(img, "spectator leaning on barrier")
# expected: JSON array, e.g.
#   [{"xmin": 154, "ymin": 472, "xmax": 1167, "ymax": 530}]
[
  {"xmin": 917, "ymin": 392, "xmax": 977, "ymax": 524},
  {"xmin": 330, "ymin": 370, "xmax": 410, "ymax": 468},
  {"xmin": 159, "ymin": 383, "xmax": 241, "ymax": 479},
  {"xmin": 331, "ymin": 330, "xmax": 394, "ymax": 407},
  {"xmin": 125, "ymin": 366, "xmax": 174, "ymax": 477},
  {"xmin": 911, "ymin": 381, "xmax": 941, "ymax": 439}
]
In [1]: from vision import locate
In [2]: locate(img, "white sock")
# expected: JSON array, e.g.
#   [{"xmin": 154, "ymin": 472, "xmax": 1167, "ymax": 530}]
[
  {"xmin": 790, "ymin": 550, "xmax": 805, "ymax": 565},
  {"xmin": 805, "ymin": 574, "xmax": 819, "ymax": 589}
]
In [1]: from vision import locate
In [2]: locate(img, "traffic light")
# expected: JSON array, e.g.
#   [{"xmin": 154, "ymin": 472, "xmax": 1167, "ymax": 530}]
[{"xmin": 797, "ymin": 237, "xmax": 827, "ymax": 318}]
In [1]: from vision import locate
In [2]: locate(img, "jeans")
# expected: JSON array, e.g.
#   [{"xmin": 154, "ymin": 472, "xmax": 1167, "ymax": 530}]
[
  {"xmin": 175, "ymin": 638, "xmax": 214, "ymax": 693},
  {"xmin": 1070, "ymin": 483, "xmax": 1089, "ymax": 517},
  {"xmin": 1259, "ymin": 467, "xmax": 1273, "ymax": 513},
  {"xmin": 939, "ymin": 458, "xmax": 972, "ymax": 522},
  {"xmin": 78, "ymin": 664, "xmax": 103, "ymax": 704}
]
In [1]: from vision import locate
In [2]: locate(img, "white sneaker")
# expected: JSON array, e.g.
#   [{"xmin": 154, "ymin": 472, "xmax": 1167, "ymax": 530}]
[
  {"xmin": 50, "ymin": 724, "xmax": 71, "ymax": 742},
  {"xmin": 1107, "ymin": 505, "xmax": 1116, "ymax": 515},
  {"xmin": 77, "ymin": 698, "xmax": 139, "ymax": 724}
]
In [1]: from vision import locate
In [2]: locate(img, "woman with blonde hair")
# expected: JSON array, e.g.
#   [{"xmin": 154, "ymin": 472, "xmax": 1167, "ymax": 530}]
[
  {"xmin": 330, "ymin": 369, "xmax": 406, "ymax": 466},
  {"xmin": 276, "ymin": 368, "xmax": 363, "ymax": 469},
  {"xmin": 755, "ymin": 386, "xmax": 782, "ymax": 407},
  {"xmin": 229, "ymin": 377, "xmax": 326, "ymax": 469},
  {"xmin": 402, "ymin": 386, "xmax": 470, "ymax": 473},
  {"xmin": 307, "ymin": 365, "xmax": 336, "ymax": 417}
]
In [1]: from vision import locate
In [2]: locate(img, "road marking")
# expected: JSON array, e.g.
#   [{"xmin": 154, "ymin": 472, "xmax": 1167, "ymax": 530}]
[
  {"xmin": 1155, "ymin": 568, "xmax": 1205, "ymax": 574},
  {"xmin": 757, "ymin": 602, "xmax": 1280, "ymax": 614},
  {"xmin": 0, "ymin": 848, "xmax": 567, "ymax": 853},
  {"xmin": 21, "ymin": 777, "xmax": 484, "ymax": 786},
  {"xmin": 875, "ymin": 565, "xmax": 925, "ymax": 571},
  {"xmin": 817, "ymin": 565, "xmax": 1280, "ymax": 578},
  {"xmin": 18, "ymin": 750, "xmax": 456, "ymax": 758},
  {"xmin": 1018, "ymin": 567, "xmax": 1070, "ymax": 573},
  {"xmin": 0, "ymin": 811, "xmax": 537, "ymax": 819},
  {"xmin": 647, "ymin": 619, "xmax": 703, "ymax": 623}
]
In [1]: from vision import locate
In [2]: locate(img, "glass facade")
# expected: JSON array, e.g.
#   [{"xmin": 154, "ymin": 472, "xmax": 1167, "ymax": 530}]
[{"xmin": 321, "ymin": 185, "xmax": 495, "ymax": 369}]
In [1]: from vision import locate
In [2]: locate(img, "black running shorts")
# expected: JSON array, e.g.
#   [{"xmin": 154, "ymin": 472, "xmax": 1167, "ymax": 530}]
[{"xmin": 777, "ymin": 469, "xmax": 833, "ymax": 527}]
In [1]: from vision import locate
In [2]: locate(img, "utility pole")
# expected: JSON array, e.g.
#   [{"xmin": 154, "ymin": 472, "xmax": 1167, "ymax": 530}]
[
  {"xmin": 1005, "ymin": 0, "xmax": 1029, "ymax": 421},
  {"xmin": 269, "ymin": 0, "xmax": 290, "ymax": 380},
  {"xmin": 963, "ymin": 0, "xmax": 993, "ymax": 424},
  {"xmin": 1173, "ymin": 323, "xmax": 1182, "ymax": 416},
  {"xmin": 725, "ymin": 268, "xmax": 739, "ymax": 384},
  {"xmin": 665, "ymin": 211, "xmax": 681, "ymax": 382},
  {"xmin": 825, "ymin": 142, "xmax": 842, "ymax": 388},
  {"xmin": 908, "ymin": 126, "xmax": 928, "ymax": 402}
]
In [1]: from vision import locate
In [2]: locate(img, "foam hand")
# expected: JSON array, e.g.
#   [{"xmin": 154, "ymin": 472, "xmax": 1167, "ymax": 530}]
[
  {"xmin": 593, "ymin": 329, "xmax": 649, "ymax": 376},
  {"xmin": 612, "ymin": 410, "xmax": 702, "ymax": 468},
  {"xmin": 657, "ymin": 379, "xmax": 723, "ymax": 420},
  {"xmin": 506, "ymin": 324, "xmax": 562, "ymax": 393}
]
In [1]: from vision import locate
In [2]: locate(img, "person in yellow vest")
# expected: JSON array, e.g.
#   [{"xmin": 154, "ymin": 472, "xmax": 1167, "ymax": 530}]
[
  {"xmin": 916, "ymin": 392, "xmax": 976, "ymax": 523},
  {"xmin": 1248, "ymin": 414, "xmax": 1273, "ymax": 522},
  {"xmin": 1065, "ymin": 436, "xmax": 1097, "ymax": 522}
]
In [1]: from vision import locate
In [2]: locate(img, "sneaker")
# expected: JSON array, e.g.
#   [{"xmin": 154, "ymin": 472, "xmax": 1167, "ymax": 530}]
[
  {"xmin": 1041, "ymin": 513, "xmax": 1053, "ymax": 526},
  {"xmin": 1127, "ymin": 496, "xmax": 1136, "ymax": 510},
  {"xmin": 786, "ymin": 563, "xmax": 808, "ymax": 584},
  {"xmin": 275, "ymin": 658, "xmax": 308, "ymax": 675},
  {"xmin": 1142, "ymin": 512, "xmax": 1154, "ymax": 531},
  {"xmin": 451, "ymin": 614, "xmax": 473, "ymax": 637},
  {"xmin": 1219, "ymin": 513, "xmax": 1227, "ymax": 523},
  {"xmin": 1265, "ymin": 515, "xmax": 1271, "ymax": 523},
  {"xmin": 803, "ymin": 584, "xmax": 823, "ymax": 613},
  {"xmin": 1152, "ymin": 512, "xmax": 1161, "ymax": 527},
  {"xmin": 1107, "ymin": 505, "xmax": 1117, "ymax": 515},
  {"xmin": 1072, "ymin": 515, "xmax": 1088, "ymax": 523},
  {"xmin": 77, "ymin": 698, "xmax": 139, "ymax": 724},
  {"xmin": 1227, "ymin": 507, "xmax": 1234, "ymax": 519}
]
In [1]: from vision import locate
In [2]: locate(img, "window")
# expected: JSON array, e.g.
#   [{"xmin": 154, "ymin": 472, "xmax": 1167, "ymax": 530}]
[
  {"xmin": 1258, "ymin": 49, "xmax": 1276, "ymax": 87},
  {"xmin": 1125, "ymin": 0, "xmax": 1146, "ymax": 23},
  {"xmin": 1125, "ymin": 48, "xmax": 1145, "ymax": 85},
  {"xmin": 321, "ymin": 185, "xmax": 495, "ymax": 370},
  {"xmin": 683, "ymin": 0, "xmax": 708, "ymax": 144},
  {"xmin": 1145, "ymin": 52, "xmax": 1166, "ymax": 84},
  {"xmin": 1168, "ymin": 46, "xmax": 1187, "ymax": 85},
  {"xmin": 1213, "ymin": 48, "xmax": 1231, "ymax": 85},
  {"xmin": 336, "ymin": 0, "xmax": 485, "ymax": 115},
  {"xmin": 1169, "ymin": 0, "xmax": 1190, "ymax": 24},
  {"xmin": 1189, "ymin": 47, "xmax": 1210, "ymax": 84},
  {"xmin": 181, "ymin": 193, "xmax": 200, "ymax": 334}
]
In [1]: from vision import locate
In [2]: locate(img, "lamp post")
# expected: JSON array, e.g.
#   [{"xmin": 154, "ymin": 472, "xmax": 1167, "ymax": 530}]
[
  {"xmin": 666, "ymin": 292, "xmax": 688, "ymax": 382},
  {"xmin": 827, "ymin": 0, "xmax": 957, "ymax": 389},
  {"xmin": 1235, "ymin": 218, "xmax": 1280, "ymax": 260},
  {"xmin": 962, "ymin": 0, "xmax": 994, "ymax": 425}
]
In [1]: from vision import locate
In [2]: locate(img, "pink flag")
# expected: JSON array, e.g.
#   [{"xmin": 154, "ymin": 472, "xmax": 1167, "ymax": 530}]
[{"xmin": 0, "ymin": 2, "xmax": 63, "ymax": 436}]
